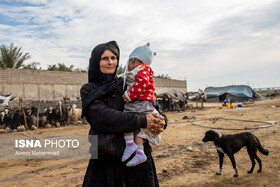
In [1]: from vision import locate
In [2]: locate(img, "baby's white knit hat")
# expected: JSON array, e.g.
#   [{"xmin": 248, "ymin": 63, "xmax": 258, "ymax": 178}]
[
  {"xmin": 128, "ymin": 42, "xmax": 156, "ymax": 65},
  {"xmin": 123, "ymin": 43, "xmax": 157, "ymax": 89}
]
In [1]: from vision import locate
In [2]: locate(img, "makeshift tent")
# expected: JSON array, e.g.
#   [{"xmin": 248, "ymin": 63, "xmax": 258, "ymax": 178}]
[
  {"xmin": 204, "ymin": 85, "xmax": 263, "ymax": 102},
  {"xmin": 156, "ymin": 88, "xmax": 186, "ymax": 111},
  {"xmin": 156, "ymin": 88, "xmax": 185, "ymax": 101}
]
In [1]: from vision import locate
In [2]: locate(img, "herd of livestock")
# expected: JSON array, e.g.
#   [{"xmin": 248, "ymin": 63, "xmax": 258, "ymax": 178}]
[{"xmin": 0, "ymin": 101, "xmax": 84, "ymax": 132}]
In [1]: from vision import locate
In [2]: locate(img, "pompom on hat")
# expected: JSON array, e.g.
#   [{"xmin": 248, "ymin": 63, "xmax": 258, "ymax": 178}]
[{"xmin": 123, "ymin": 43, "xmax": 156, "ymax": 89}]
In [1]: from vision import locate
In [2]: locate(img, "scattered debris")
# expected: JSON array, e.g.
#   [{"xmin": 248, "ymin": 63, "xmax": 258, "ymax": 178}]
[
  {"xmin": 182, "ymin": 116, "xmax": 196, "ymax": 120},
  {"xmin": 258, "ymin": 125, "xmax": 272, "ymax": 128},
  {"xmin": 17, "ymin": 125, "xmax": 25, "ymax": 132},
  {"xmin": 5, "ymin": 127, "xmax": 12, "ymax": 133},
  {"xmin": 264, "ymin": 121, "xmax": 279, "ymax": 125},
  {"xmin": 186, "ymin": 147, "xmax": 193, "ymax": 152},
  {"xmin": 209, "ymin": 118, "xmax": 219, "ymax": 124},
  {"xmin": 31, "ymin": 125, "xmax": 37, "ymax": 130},
  {"xmin": 45, "ymin": 124, "xmax": 52, "ymax": 128}
]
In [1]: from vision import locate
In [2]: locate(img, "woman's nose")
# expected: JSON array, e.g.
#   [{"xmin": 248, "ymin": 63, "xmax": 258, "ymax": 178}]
[
  {"xmin": 108, "ymin": 58, "xmax": 113, "ymax": 64},
  {"xmin": 107, "ymin": 58, "xmax": 113, "ymax": 64}
]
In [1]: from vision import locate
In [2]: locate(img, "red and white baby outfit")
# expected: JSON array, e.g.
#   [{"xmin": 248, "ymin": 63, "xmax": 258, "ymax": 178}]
[{"xmin": 124, "ymin": 63, "xmax": 156, "ymax": 102}]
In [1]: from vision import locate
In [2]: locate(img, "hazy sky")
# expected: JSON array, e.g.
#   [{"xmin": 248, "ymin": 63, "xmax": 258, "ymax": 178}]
[{"xmin": 0, "ymin": 0, "xmax": 279, "ymax": 91}]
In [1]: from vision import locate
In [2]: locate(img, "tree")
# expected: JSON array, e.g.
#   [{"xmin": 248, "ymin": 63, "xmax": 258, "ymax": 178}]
[
  {"xmin": 47, "ymin": 63, "xmax": 74, "ymax": 72},
  {"xmin": 154, "ymin": 73, "xmax": 171, "ymax": 79},
  {"xmin": 0, "ymin": 43, "xmax": 31, "ymax": 69},
  {"xmin": 117, "ymin": 64, "xmax": 125, "ymax": 75},
  {"xmin": 22, "ymin": 62, "xmax": 42, "ymax": 70},
  {"xmin": 74, "ymin": 67, "xmax": 88, "ymax": 72},
  {"xmin": 47, "ymin": 63, "xmax": 88, "ymax": 72}
]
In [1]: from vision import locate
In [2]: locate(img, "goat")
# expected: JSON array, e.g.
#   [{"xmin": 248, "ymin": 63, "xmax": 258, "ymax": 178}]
[
  {"xmin": 69, "ymin": 104, "xmax": 82, "ymax": 125},
  {"xmin": 0, "ymin": 94, "xmax": 16, "ymax": 107},
  {"xmin": 0, "ymin": 111, "xmax": 5, "ymax": 129}
]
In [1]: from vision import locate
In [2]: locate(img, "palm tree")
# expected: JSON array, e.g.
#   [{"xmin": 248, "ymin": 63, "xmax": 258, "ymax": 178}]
[
  {"xmin": 154, "ymin": 73, "xmax": 171, "ymax": 79},
  {"xmin": 22, "ymin": 62, "xmax": 42, "ymax": 70},
  {"xmin": 74, "ymin": 67, "xmax": 88, "ymax": 72},
  {"xmin": 47, "ymin": 63, "xmax": 75, "ymax": 72},
  {"xmin": 0, "ymin": 43, "xmax": 31, "ymax": 69}
]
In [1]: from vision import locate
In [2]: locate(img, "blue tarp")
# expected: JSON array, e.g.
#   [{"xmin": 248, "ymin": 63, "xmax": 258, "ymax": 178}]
[{"xmin": 204, "ymin": 85, "xmax": 263, "ymax": 101}]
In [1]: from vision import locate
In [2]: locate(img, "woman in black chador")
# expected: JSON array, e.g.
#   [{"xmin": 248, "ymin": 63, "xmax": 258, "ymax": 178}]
[{"xmin": 81, "ymin": 41, "xmax": 166, "ymax": 187}]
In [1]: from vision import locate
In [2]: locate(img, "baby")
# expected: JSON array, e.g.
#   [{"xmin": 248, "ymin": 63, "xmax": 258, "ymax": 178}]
[{"xmin": 122, "ymin": 43, "xmax": 161, "ymax": 167}]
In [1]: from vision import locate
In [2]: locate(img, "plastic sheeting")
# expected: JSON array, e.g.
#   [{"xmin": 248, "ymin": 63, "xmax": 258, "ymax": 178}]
[
  {"xmin": 156, "ymin": 88, "xmax": 185, "ymax": 101},
  {"xmin": 204, "ymin": 85, "xmax": 263, "ymax": 102}
]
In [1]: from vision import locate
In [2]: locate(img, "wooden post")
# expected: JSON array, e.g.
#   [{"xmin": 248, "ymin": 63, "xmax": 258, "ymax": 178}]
[
  {"xmin": 19, "ymin": 97, "xmax": 27, "ymax": 129},
  {"xmin": 63, "ymin": 96, "xmax": 70, "ymax": 125},
  {"xmin": 36, "ymin": 100, "xmax": 41, "ymax": 129}
]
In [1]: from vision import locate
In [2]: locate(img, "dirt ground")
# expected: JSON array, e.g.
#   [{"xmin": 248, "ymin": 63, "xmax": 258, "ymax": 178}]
[{"xmin": 0, "ymin": 97, "xmax": 280, "ymax": 187}]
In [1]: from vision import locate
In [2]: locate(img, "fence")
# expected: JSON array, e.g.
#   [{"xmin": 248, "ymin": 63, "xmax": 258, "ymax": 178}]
[{"xmin": 0, "ymin": 68, "xmax": 187, "ymax": 103}]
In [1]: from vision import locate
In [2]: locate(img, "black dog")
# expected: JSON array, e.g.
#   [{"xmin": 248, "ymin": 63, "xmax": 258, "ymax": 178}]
[{"xmin": 202, "ymin": 130, "xmax": 269, "ymax": 177}]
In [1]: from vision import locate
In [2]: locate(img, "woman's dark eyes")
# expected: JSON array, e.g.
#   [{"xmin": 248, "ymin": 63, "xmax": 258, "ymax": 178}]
[{"xmin": 101, "ymin": 56, "xmax": 117, "ymax": 61}]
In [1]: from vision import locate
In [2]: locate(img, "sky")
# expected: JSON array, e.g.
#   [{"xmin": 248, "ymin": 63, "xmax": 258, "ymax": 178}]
[{"xmin": 0, "ymin": 0, "xmax": 279, "ymax": 91}]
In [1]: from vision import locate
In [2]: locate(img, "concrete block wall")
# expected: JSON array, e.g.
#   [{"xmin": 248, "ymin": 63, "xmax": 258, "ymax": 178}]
[
  {"xmin": 155, "ymin": 78, "xmax": 187, "ymax": 93},
  {"xmin": 0, "ymin": 68, "xmax": 86, "ymax": 101},
  {"xmin": 0, "ymin": 68, "xmax": 187, "ymax": 103}
]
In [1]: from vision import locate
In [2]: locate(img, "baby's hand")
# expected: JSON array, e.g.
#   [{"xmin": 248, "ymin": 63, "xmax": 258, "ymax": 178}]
[{"xmin": 122, "ymin": 94, "xmax": 130, "ymax": 103}]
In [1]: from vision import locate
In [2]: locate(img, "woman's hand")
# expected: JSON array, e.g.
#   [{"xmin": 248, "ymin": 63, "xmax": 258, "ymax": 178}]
[{"xmin": 146, "ymin": 113, "xmax": 165, "ymax": 135}]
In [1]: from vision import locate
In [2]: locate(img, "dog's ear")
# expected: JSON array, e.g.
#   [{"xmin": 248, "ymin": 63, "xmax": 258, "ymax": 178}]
[
  {"xmin": 213, "ymin": 133, "xmax": 219, "ymax": 141},
  {"xmin": 207, "ymin": 130, "xmax": 219, "ymax": 141},
  {"xmin": 212, "ymin": 131, "xmax": 221, "ymax": 141}
]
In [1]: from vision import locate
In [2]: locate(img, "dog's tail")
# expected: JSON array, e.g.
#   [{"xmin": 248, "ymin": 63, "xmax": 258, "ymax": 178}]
[
  {"xmin": 258, "ymin": 144, "xmax": 269, "ymax": 155},
  {"xmin": 253, "ymin": 134, "xmax": 269, "ymax": 155},
  {"xmin": 259, "ymin": 146, "xmax": 269, "ymax": 155}
]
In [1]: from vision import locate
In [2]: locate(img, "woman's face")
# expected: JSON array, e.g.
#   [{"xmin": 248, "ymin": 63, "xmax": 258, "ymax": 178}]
[{"xmin": 100, "ymin": 49, "xmax": 118, "ymax": 74}]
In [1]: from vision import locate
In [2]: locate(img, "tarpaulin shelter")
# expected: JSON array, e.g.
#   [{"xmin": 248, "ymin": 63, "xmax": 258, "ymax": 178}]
[
  {"xmin": 204, "ymin": 85, "xmax": 263, "ymax": 102},
  {"xmin": 156, "ymin": 88, "xmax": 185, "ymax": 101},
  {"xmin": 156, "ymin": 88, "xmax": 186, "ymax": 111}
]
